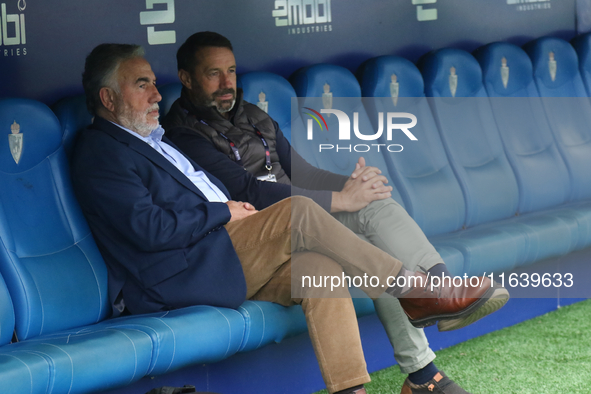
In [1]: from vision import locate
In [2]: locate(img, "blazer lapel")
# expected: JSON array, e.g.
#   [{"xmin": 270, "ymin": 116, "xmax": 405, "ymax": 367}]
[
  {"xmin": 163, "ymin": 135, "xmax": 232, "ymax": 198},
  {"xmin": 94, "ymin": 118, "xmax": 214, "ymax": 201}
]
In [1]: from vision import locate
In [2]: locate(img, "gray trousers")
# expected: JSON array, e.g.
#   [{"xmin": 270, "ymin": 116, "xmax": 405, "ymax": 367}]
[{"xmin": 333, "ymin": 198, "xmax": 441, "ymax": 374}]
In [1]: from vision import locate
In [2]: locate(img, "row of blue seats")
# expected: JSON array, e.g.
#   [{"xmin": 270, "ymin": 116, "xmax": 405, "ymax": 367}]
[
  {"xmin": 0, "ymin": 99, "xmax": 375, "ymax": 393},
  {"xmin": 1, "ymin": 33, "xmax": 591, "ymax": 393},
  {"xmin": 238, "ymin": 35, "xmax": 591, "ymax": 277}
]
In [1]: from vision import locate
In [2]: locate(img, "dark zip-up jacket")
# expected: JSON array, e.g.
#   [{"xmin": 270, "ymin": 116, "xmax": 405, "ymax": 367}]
[{"xmin": 163, "ymin": 88, "xmax": 348, "ymax": 211}]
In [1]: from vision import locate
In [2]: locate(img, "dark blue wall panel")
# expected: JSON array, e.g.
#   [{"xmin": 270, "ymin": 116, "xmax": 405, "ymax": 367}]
[{"xmin": 0, "ymin": 1, "xmax": 577, "ymax": 104}]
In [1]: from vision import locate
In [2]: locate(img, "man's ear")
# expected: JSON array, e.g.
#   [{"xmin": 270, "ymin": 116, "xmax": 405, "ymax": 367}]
[
  {"xmin": 99, "ymin": 87, "xmax": 116, "ymax": 113},
  {"xmin": 178, "ymin": 69, "xmax": 193, "ymax": 89}
]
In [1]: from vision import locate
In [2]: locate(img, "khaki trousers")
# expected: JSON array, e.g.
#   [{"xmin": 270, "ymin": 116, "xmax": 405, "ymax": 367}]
[
  {"xmin": 335, "ymin": 198, "xmax": 441, "ymax": 373},
  {"xmin": 224, "ymin": 196, "xmax": 404, "ymax": 393}
]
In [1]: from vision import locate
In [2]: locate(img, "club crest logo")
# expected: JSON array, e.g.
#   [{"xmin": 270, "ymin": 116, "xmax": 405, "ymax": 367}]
[
  {"xmin": 501, "ymin": 57, "xmax": 510, "ymax": 89},
  {"xmin": 449, "ymin": 66, "xmax": 458, "ymax": 97},
  {"xmin": 322, "ymin": 83, "xmax": 333, "ymax": 115},
  {"xmin": 548, "ymin": 51, "xmax": 557, "ymax": 82},
  {"xmin": 390, "ymin": 74, "xmax": 399, "ymax": 106},
  {"xmin": 8, "ymin": 120, "xmax": 23, "ymax": 164},
  {"xmin": 257, "ymin": 91, "xmax": 269, "ymax": 113}
]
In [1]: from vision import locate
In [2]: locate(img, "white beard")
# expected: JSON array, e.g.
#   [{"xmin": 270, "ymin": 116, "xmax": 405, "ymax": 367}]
[{"xmin": 117, "ymin": 102, "xmax": 160, "ymax": 137}]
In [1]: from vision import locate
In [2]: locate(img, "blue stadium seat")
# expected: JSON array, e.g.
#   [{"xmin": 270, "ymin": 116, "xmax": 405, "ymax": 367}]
[
  {"xmin": 571, "ymin": 32, "xmax": 591, "ymax": 96},
  {"xmin": 0, "ymin": 275, "xmax": 48, "ymax": 394},
  {"xmin": 0, "ymin": 350, "xmax": 51, "ymax": 394},
  {"xmin": 419, "ymin": 49, "xmax": 526, "ymax": 273},
  {"xmin": 0, "ymin": 193, "xmax": 151, "ymax": 394},
  {"xmin": 475, "ymin": 42, "xmax": 591, "ymax": 252},
  {"xmin": 237, "ymin": 301, "xmax": 308, "ymax": 353},
  {"xmin": 0, "ymin": 319, "xmax": 51, "ymax": 394},
  {"xmin": 524, "ymin": 37, "xmax": 591, "ymax": 202},
  {"xmin": 524, "ymin": 36, "xmax": 588, "ymax": 97},
  {"xmin": 83, "ymin": 305, "xmax": 246, "ymax": 376},
  {"xmin": 0, "ymin": 98, "xmax": 250, "ymax": 393},
  {"xmin": 359, "ymin": 55, "xmax": 465, "ymax": 237},
  {"xmin": 52, "ymin": 94, "xmax": 93, "ymax": 158},
  {"xmin": 421, "ymin": 48, "xmax": 520, "ymax": 227},
  {"xmin": 420, "ymin": 49, "xmax": 578, "ymax": 273},
  {"xmin": 157, "ymin": 82, "xmax": 183, "ymax": 117},
  {"xmin": 358, "ymin": 55, "xmax": 465, "ymax": 274},
  {"xmin": 474, "ymin": 42, "xmax": 570, "ymax": 213},
  {"xmin": 290, "ymin": 64, "xmax": 404, "ymax": 206},
  {"xmin": 239, "ymin": 71, "xmax": 294, "ymax": 143},
  {"xmin": 0, "ymin": 98, "xmax": 111, "ymax": 338}
]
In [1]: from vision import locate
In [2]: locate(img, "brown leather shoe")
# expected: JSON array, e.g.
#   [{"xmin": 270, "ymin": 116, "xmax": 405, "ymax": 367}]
[{"xmin": 398, "ymin": 272, "xmax": 509, "ymax": 330}]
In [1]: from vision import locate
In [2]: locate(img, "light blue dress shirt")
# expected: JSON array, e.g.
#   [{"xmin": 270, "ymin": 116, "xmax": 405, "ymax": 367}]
[{"xmin": 115, "ymin": 122, "xmax": 229, "ymax": 203}]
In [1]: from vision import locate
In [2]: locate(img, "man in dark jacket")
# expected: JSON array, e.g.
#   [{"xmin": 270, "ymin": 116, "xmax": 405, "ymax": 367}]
[{"xmin": 163, "ymin": 32, "xmax": 510, "ymax": 394}]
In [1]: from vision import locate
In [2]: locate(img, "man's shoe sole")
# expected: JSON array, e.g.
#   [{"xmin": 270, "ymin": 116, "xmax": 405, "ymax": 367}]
[{"xmin": 407, "ymin": 286, "xmax": 509, "ymax": 331}]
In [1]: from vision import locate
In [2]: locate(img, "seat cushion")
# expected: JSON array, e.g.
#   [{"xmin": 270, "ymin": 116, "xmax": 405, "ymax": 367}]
[
  {"xmin": 430, "ymin": 209, "xmax": 579, "ymax": 276},
  {"xmin": 237, "ymin": 298, "xmax": 376, "ymax": 353},
  {"xmin": 0, "ymin": 351, "xmax": 51, "ymax": 394},
  {"xmin": 92, "ymin": 305, "xmax": 246, "ymax": 375},
  {"xmin": 4, "ymin": 327, "xmax": 153, "ymax": 394},
  {"xmin": 237, "ymin": 301, "xmax": 307, "ymax": 352}
]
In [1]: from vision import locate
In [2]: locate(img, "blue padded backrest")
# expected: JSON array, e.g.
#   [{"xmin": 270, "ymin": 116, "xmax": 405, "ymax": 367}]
[
  {"xmin": 359, "ymin": 56, "xmax": 465, "ymax": 236},
  {"xmin": 524, "ymin": 37, "xmax": 591, "ymax": 201},
  {"xmin": 157, "ymin": 82, "xmax": 183, "ymax": 118},
  {"xmin": 572, "ymin": 32, "xmax": 591, "ymax": 96},
  {"xmin": 290, "ymin": 64, "xmax": 404, "ymax": 206},
  {"xmin": 421, "ymin": 49, "xmax": 519, "ymax": 228},
  {"xmin": 52, "ymin": 94, "xmax": 93, "ymax": 159},
  {"xmin": 238, "ymin": 71, "xmax": 297, "ymax": 143},
  {"xmin": 523, "ymin": 36, "xmax": 588, "ymax": 97},
  {"xmin": 0, "ymin": 273, "xmax": 15, "ymax": 345},
  {"xmin": 474, "ymin": 42, "xmax": 540, "ymax": 98},
  {"xmin": 422, "ymin": 48, "xmax": 488, "ymax": 99},
  {"xmin": 0, "ymin": 99, "xmax": 109, "ymax": 340},
  {"xmin": 474, "ymin": 42, "xmax": 570, "ymax": 213}
]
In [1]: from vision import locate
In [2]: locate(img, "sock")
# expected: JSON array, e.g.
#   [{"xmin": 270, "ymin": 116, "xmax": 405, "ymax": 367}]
[
  {"xmin": 386, "ymin": 264, "xmax": 452, "ymax": 298},
  {"xmin": 334, "ymin": 384, "xmax": 364, "ymax": 394},
  {"xmin": 427, "ymin": 263, "xmax": 451, "ymax": 279},
  {"xmin": 408, "ymin": 362, "xmax": 439, "ymax": 385}
]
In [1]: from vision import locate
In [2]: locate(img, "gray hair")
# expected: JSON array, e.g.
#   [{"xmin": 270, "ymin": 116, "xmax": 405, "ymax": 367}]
[{"xmin": 82, "ymin": 43, "xmax": 145, "ymax": 115}]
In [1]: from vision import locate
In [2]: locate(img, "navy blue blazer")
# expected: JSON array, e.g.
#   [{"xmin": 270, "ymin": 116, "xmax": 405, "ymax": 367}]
[{"xmin": 71, "ymin": 117, "xmax": 247, "ymax": 316}]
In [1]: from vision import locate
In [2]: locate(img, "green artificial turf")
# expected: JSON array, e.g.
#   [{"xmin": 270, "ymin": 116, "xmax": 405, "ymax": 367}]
[{"xmin": 314, "ymin": 299, "xmax": 591, "ymax": 394}]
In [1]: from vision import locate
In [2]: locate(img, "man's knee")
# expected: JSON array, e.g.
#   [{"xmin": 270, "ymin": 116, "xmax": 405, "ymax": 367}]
[
  {"xmin": 265, "ymin": 196, "xmax": 320, "ymax": 220},
  {"xmin": 366, "ymin": 197, "xmax": 402, "ymax": 211},
  {"xmin": 291, "ymin": 195, "xmax": 321, "ymax": 213},
  {"xmin": 360, "ymin": 197, "xmax": 409, "ymax": 222}
]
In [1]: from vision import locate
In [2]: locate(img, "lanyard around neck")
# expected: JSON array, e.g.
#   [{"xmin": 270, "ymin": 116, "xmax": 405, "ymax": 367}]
[
  {"xmin": 250, "ymin": 121, "xmax": 272, "ymax": 172},
  {"xmin": 198, "ymin": 118, "xmax": 272, "ymax": 172}
]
